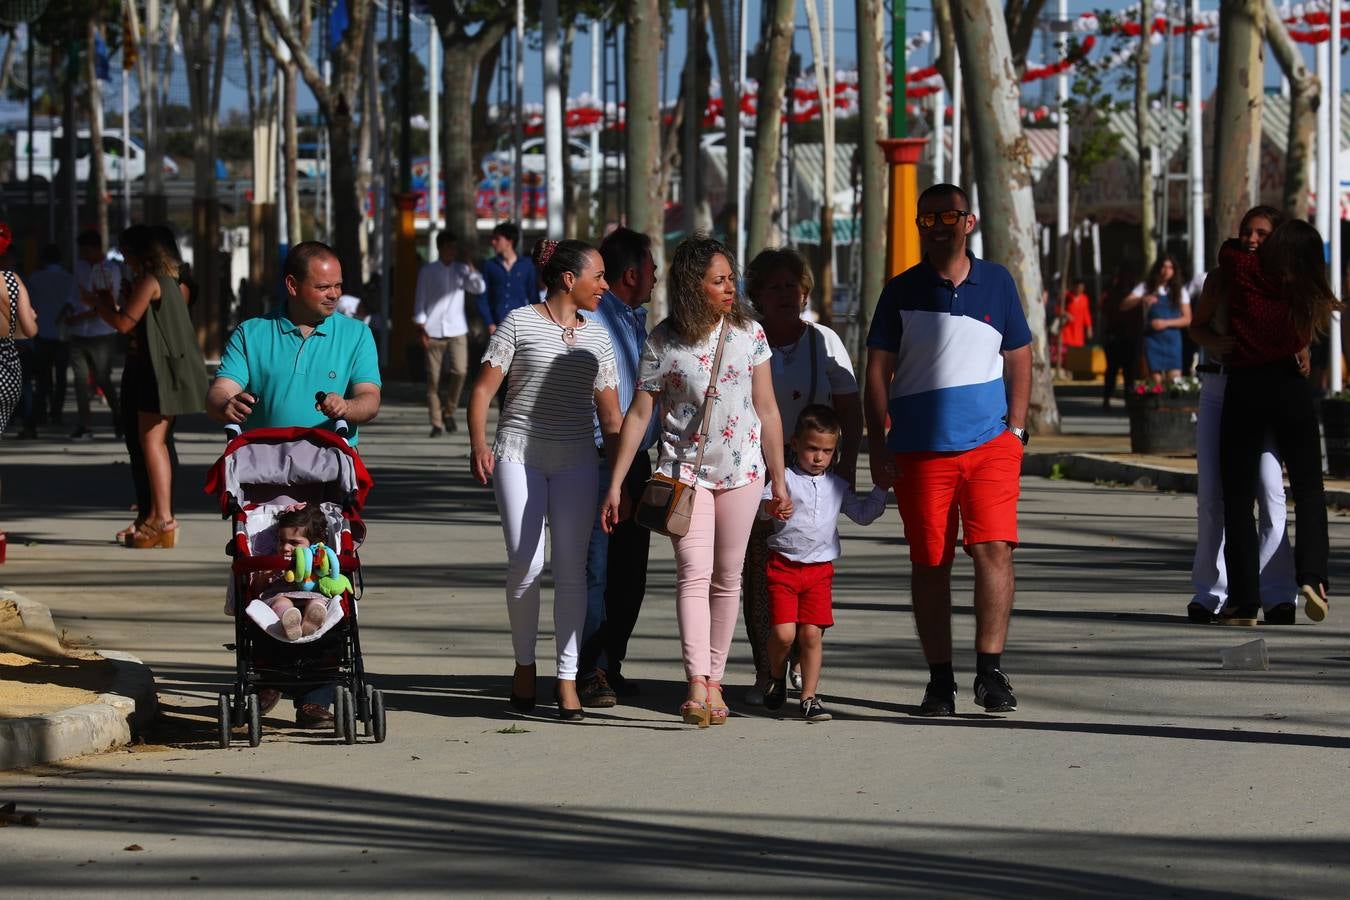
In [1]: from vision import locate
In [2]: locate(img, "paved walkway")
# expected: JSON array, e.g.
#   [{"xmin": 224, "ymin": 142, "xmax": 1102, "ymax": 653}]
[{"xmin": 1, "ymin": 390, "xmax": 1348, "ymax": 896}]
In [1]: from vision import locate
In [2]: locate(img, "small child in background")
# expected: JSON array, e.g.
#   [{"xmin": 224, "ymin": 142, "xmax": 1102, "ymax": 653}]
[
  {"xmin": 257, "ymin": 504, "xmax": 331, "ymax": 641},
  {"xmin": 761, "ymin": 404, "xmax": 888, "ymax": 721}
]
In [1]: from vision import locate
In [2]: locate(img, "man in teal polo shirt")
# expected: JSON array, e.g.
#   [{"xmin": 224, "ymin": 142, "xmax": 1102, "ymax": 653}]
[
  {"xmin": 209, "ymin": 241, "xmax": 382, "ymax": 440},
  {"xmin": 206, "ymin": 240, "xmax": 381, "ymax": 728}
]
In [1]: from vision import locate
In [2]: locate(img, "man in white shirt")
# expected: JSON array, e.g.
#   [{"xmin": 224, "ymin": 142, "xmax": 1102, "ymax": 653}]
[
  {"xmin": 69, "ymin": 230, "xmax": 124, "ymax": 440},
  {"xmin": 24, "ymin": 244, "xmax": 76, "ymax": 429},
  {"xmin": 414, "ymin": 231, "xmax": 485, "ymax": 436}
]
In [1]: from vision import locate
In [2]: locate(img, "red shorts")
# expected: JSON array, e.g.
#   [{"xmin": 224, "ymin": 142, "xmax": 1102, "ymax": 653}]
[
  {"xmin": 765, "ymin": 553, "xmax": 835, "ymax": 627},
  {"xmin": 894, "ymin": 429, "xmax": 1022, "ymax": 567}
]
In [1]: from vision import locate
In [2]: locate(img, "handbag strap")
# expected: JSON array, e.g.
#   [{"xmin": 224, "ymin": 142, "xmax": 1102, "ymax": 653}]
[
  {"xmin": 805, "ymin": 324, "xmax": 820, "ymax": 406},
  {"xmin": 3, "ymin": 272, "xmax": 17, "ymax": 338},
  {"xmin": 689, "ymin": 320, "xmax": 732, "ymax": 481}
]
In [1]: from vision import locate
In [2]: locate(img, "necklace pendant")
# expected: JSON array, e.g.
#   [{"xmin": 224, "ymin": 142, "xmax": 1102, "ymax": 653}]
[{"xmin": 562, "ymin": 327, "xmax": 577, "ymax": 347}]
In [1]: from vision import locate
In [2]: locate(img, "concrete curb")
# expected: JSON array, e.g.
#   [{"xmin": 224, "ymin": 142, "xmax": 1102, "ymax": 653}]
[
  {"xmin": 0, "ymin": 593, "xmax": 158, "ymax": 772},
  {"xmin": 1023, "ymin": 451, "xmax": 1350, "ymax": 508}
]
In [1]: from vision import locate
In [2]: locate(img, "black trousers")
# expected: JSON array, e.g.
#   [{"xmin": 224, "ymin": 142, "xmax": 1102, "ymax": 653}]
[
  {"xmin": 579, "ymin": 453, "xmax": 653, "ymax": 678},
  {"xmin": 1220, "ymin": 361, "xmax": 1328, "ymax": 611},
  {"xmin": 1102, "ymin": 335, "xmax": 1137, "ymax": 401}
]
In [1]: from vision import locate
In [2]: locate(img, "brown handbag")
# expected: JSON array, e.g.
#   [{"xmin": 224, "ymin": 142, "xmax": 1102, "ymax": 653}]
[{"xmin": 635, "ymin": 321, "xmax": 731, "ymax": 537}]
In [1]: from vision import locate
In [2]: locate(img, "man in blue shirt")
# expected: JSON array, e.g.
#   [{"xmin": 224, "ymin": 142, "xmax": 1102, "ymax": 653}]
[
  {"xmin": 577, "ymin": 227, "xmax": 659, "ymax": 706},
  {"xmin": 865, "ymin": 183, "xmax": 1032, "ymax": 718},
  {"xmin": 206, "ymin": 241, "xmax": 382, "ymax": 728},
  {"xmin": 476, "ymin": 222, "xmax": 537, "ymax": 333}
]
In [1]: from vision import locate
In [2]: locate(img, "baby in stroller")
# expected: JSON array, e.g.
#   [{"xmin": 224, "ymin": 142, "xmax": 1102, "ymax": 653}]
[{"xmin": 255, "ymin": 504, "xmax": 333, "ymax": 641}]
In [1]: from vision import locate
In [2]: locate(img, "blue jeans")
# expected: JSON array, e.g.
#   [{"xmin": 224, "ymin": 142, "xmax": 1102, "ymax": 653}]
[{"xmin": 582, "ymin": 457, "xmax": 612, "ymax": 674}]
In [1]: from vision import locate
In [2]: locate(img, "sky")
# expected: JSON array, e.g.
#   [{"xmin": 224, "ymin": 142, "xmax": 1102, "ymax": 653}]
[{"xmin": 2, "ymin": 2, "xmax": 1344, "ymax": 129}]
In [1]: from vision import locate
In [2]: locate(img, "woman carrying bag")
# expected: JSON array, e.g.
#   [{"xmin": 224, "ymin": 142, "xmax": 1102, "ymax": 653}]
[{"xmin": 601, "ymin": 235, "xmax": 791, "ymax": 726}]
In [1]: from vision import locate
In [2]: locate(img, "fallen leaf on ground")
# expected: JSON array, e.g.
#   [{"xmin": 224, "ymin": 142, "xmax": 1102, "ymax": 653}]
[{"xmin": 124, "ymin": 844, "xmax": 143, "ymax": 852}]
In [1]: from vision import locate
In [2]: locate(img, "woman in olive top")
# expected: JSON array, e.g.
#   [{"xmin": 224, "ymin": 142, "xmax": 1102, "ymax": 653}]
[{"xmin": 93, "ymin": 225, "xmax": 208, "ymax": 549}]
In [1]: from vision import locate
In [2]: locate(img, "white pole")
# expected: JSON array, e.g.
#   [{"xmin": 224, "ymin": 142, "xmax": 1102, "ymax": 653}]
[
  {"xmin": 1188, "ymin": 0, "xmax": 1204, "ymax": 277},
  {"xmin": 1056, "ymin": 0, "xmax": 1069, "ymax": 283},
  {"xmin": 277, "ymin": 0, "xmax": 290, "ymax": 248},
  {"xmin": 951, "ymin": 54, "xmax": 963, "ymax": 188},
  {"xmin": 931, "ymin": 91, "xmax": 944, "ymax": 183},
  {"xmin": 428, "ymin": 19, "xmax": 439, "ymax": 257},
  {"xmin": 589, "ymin": 19, "xmax": 602, "ymax": 230},
  {"xmin": 735, "ymin": 0, "xmax": 748, "ymax": 267},
  {"xmin": 1318, "ymin": 38, "xmax": 1331, "ymax": 246},
  {"xmin": 542, "ymin": 0, "xmax": 565, "ymax": 239},
  {"xmin": 121, "ymin": 59, "xmax": 131, "ymax": 229},
  {"xmin": 513, "ymin": 0, "xmax": 524, "ymax": 224},
  {"xmin": 1331, "ymin": 0, "xmax": 1343, "ymax": 392}
]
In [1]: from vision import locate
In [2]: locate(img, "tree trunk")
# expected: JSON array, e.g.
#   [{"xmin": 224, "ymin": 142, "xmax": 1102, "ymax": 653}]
[
  {"xmin": 951, "ymin": 0, "xmax": 1059, "ymax": 433},
  {"xmin": 442, "ymin": 51, "xmax": 477, "ymax": 242},
  {"xmin": 708, "ymin": 0, "xmax": 741, "ymax": 242},
  {"xmin": 258, "ymin": 0, "xmax": 371, "ymax": 277},
  {"xmin": 431, "ymin": 12, "xmax": 510, "ymax": 244},
  {"xmin": 1264, "ymin": 0, "xmax": 1318, "ymax": 221},
  {"xmin": 282, "ymin": 66, "xmax": 300, "ymax": 245},
  {"xmin": 470, "ymin": 39, "xmax": 502, "ymax": 186},
  {"xmin": 1135, "ymin": 0, "xmax": 1156, "ymax": 271},
  {"xmin": 804, "ymin": 0, "xmax": 833, "ymax": 325},
  {"xmin": 85, "ymin": 19, "xmax": 108, "ymax": 250},
  {"xmin": 626, "ymin": 0, "xmax": 667, "ymax": 318},
  {"xmin": 1004, "ymin": 0, "xmax": 1049, "ymax": 74},
  {"xmin": 1212, "ymin": 0, "xmax": 1265, "ymax": 255},
  {"xmin": 139, "ymin": 0, "xmax": 167, "ymax": 222},
  {"xmin": 746, "ymin": 0, "xmax": 794, "ymax": 259},
  {"xmin": 855, "ymin": 0, "xmax": 888, "ymax": 352}
]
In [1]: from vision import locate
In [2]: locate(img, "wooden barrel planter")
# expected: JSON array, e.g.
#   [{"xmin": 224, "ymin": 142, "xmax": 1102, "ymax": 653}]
[
  {"xmin": 1322, "ymin": 397, "xmax": 1350, "ymax": 477},
  {"xmin": 1126, "ymin": 392, "xmax": 1198, "ymax": 455}
]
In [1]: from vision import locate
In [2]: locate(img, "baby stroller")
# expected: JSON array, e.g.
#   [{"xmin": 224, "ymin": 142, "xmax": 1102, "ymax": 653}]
[{"xmin": 204, "ymin": 422, "xmax": 385, "ymax": 747}]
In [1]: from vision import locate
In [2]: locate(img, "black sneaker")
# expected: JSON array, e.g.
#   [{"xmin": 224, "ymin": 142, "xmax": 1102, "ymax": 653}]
[
  {"xmin": 917, "ymin": 681, "xmax": 956, "ymax": 717},
  {"xmin": 1263, "ymin": 603, "xmax": 1296, "ymax": 625},
  {"xmin": 577, "ymin": 671, "xmax": 617, "ymax": 708},
  {"xmin": 445, "ymin": 417, "xmax": 459, "ymax": 433},
  {"xmin": 428, "ymin": 426, "xmax": 444, "ymax": 438},
  {"xmin": 973, "ymin": 669, "xmax": 1017, "ymax": 712},
  {"xmin": 1186, "ymin": 602, "xmax": 1214, "ymax": 624},
  {"xmin": 69, "ymin": 426, "xmax": 94, "ymax": 441},
  {"xmin": 763, "ymin": 669, "xmax": 788, "ymax": 711},
  {"xmin": 800, "ymin": 696, "xmax": 832, "ymax": 722}
]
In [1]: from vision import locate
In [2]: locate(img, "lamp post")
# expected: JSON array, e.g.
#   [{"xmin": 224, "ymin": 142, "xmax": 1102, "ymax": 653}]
[{"xmin": 879, "ymin": 6, "xmax": 926, "ymax": 277}]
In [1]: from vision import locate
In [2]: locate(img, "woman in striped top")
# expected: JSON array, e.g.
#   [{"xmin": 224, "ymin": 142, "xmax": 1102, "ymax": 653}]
[{"xmin": 468, "ymin": 239, "xmax": 622, "ymax": 720}]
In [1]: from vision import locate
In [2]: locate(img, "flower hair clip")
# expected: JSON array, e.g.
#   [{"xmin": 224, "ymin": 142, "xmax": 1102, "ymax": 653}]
[{"xmin": 536, "ymin": 239, "xmax": 559, "ymax": 269}]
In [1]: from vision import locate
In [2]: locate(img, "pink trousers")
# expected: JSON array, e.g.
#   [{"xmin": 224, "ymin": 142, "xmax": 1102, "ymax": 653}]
[{"xmin": 672, "ymin": 480, "xmax": 763, "ymax": 681}]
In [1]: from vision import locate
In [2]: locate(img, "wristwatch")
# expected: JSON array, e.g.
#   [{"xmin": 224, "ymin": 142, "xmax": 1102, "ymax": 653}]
[{"xmin": 1010, "ymin": 425, "xmax": 1029, "ymax": 446}]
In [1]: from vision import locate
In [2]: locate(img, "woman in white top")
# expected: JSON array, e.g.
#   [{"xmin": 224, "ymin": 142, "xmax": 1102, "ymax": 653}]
[
  {"xmin": 602, "ymin": 235, "xmax": 791, "ymax": 726},
  {"xmin": 468, "ymin": 239, "xmax": 622, "ymax": 721},
  {"xmin": 740, "ymin": 248, "xmax": 862, "ymax": 705}
]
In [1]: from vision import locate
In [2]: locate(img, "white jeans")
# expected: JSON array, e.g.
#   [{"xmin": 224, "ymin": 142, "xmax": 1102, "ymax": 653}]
[
  {"xmin": 493, "ymin": 456, "xmax": 599, "ymax": 678},
  {"xmin": 1191, "ymin": 373, "xmax": 1297, "ymax": 611}
]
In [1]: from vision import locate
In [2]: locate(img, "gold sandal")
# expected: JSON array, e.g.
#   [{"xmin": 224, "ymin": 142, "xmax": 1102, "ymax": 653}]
[{"xmin": 680, "ymin": 676, "xmax": 711, "ymax": 727}]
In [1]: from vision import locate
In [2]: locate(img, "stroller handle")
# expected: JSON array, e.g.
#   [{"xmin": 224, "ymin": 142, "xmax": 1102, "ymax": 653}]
[{"xmin": 314, "ymin": 391, "xmax": 351, "ymax": 439}]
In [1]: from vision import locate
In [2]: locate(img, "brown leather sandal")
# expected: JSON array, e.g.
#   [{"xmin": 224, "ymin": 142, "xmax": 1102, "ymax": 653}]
[{"xmin": 131, "ymin": 518, "xmax": 178, "ymax": 549}]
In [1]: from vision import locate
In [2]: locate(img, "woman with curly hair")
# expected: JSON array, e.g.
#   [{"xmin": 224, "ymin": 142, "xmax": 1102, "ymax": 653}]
[
  {"xmin": 601, "ymin": 235, "xmax": 791, "ymax": 726},
  {"xmin": 1217, "ymin": 218, "xmax": 1341, "ymax": 625}
]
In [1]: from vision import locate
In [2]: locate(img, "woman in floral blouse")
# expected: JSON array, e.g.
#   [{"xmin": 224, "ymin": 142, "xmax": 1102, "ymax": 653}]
[{"xmin": 602, "ymin": 235, "xmax": 791, "ymax": 725}]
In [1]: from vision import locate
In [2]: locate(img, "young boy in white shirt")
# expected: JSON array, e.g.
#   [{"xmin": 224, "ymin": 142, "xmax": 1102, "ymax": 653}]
[{"xmin": 761, "ymin": 404, "xmax": 888, "ymax": 720}]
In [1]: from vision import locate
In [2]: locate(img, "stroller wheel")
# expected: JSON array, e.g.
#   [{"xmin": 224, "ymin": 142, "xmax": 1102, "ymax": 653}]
[
  {"xmin": 246, "ymin": 693, "xmax": 262, "ymax": 748},
  {"xmin": 216, "ymin": 693, "xmax": 231, "ymax": 749},
  {"xmin": 362, "ymin": 683, "xmax": 374, "ymax": 737},
  {"xmin": 333, "ymin": 687, "xmax": 348, "ymax": 740},
  {"xmin": 371, "ymin": 689, "xmax": 387, "ymax": 744},
  {"xmin": 339, "ymin": 687, "xmax": 357, "ymax": 745}
]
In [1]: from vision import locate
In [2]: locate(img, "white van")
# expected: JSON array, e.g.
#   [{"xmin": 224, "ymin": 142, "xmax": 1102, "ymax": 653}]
[{"xmin": 11, "ymin": 129, "xmax": 179, "ymax": 183}]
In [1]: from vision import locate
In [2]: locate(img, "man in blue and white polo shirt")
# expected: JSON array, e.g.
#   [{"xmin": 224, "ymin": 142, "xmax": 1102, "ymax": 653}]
[{"xmin": 865, "ymin": 183, "xmax": 1032, "ymax": 718}]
